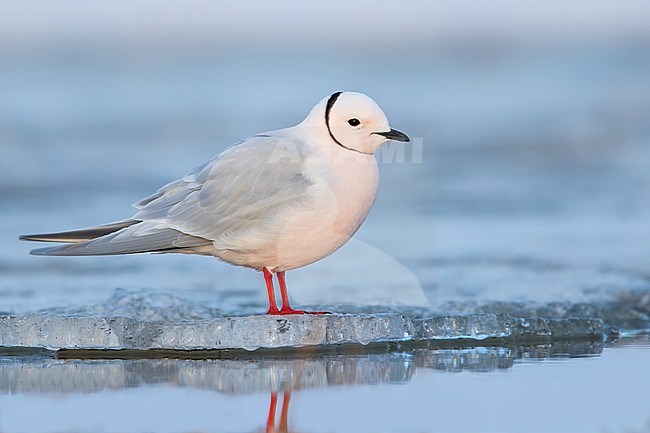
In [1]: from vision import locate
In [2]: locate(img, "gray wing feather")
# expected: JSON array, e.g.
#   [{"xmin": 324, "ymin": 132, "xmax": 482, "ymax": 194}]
[
  {"xmin": 134, "ymin": 133, "xmax": 313, "ymax": 242},
  {"xmin": 29, "ymin": 133, "xmax": 313, "ymax": 257},
  {"xmin": 30, "ymin": 223, "xmax": 211, "ymax": 256}
]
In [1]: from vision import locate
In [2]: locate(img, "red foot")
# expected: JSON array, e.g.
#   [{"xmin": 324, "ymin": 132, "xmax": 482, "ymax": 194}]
[{"xmin": 268, "ymin": 308, "xmax": 330, "ymax": 316}]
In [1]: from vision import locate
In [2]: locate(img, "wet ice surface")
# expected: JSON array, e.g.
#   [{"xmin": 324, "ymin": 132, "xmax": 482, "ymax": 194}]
[{"xmin": 0, "ymin": 289, "xmax": 614, "ymax": 351}]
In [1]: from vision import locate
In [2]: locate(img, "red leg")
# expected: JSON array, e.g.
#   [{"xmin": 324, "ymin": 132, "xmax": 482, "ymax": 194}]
[
  {"xmin": 266, "ymin": 391, "xmax": 277, "ymax": 433},
  {"xmin": 263, "ymin": 267, "xmax": 279, "ymax": 315},
  {"xmin": 279, "ymin": 392, "xmax": 291, "ymax": 432},
  {"xmin": 276, "ymin": 271, "xmax": 328, "ymax": 315},
  {"xmin": 277, "ymin": 271, "xmax": 305, "ymax": 314}
]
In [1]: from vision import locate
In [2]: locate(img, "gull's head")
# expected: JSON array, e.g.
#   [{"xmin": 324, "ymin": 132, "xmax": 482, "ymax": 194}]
[{"xmin": 305, "ymin": 91, "xmax": 410, "ymax": 155}]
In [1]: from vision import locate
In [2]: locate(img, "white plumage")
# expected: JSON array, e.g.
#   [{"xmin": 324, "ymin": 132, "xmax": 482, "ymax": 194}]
[{"xmin": 21, "ymin": 91, "xmax": 410, "ymax": 314}]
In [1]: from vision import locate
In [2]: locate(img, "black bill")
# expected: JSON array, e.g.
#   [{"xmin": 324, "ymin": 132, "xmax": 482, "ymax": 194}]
[{"xmin": 374, "ymin": 129, "xmax": 410, "ymax": 142}]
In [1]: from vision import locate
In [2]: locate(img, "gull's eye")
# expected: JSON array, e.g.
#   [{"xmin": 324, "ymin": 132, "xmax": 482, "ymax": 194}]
[{"xmin": 347, "ymin": 118, "xmax": 361, "ymax": 127}]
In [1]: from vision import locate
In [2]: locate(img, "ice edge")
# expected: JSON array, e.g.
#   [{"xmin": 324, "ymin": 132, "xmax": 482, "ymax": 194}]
[{"xmin": 0, "ymin": 312, "xmax": 609, "ymax": 352}]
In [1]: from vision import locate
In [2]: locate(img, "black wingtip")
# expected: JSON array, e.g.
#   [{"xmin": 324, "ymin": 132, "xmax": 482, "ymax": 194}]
[
  {"xmin": 19, "ymin": 233, "xmax": 63, "ymax": 243},
  {"xmin": 18, "ymin": 220, "xmax": 140, "ymax": 244}
]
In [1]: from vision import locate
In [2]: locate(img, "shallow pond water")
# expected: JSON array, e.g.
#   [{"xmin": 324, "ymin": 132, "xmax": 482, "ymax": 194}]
[{"xmin": 1, "ymin": 337, "xmax": 648, "ymax": 433}]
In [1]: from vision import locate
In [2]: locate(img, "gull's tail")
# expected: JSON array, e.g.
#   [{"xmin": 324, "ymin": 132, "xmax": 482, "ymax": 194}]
[{"xmin": 19, "ymin": 219, "xmax": 211, "ymax": 256}]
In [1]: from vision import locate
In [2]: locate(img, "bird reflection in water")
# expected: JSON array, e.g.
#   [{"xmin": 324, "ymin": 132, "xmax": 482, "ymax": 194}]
[{"xmin": 266, "ymin": 391, "xmax": 292, "ymax": 433}]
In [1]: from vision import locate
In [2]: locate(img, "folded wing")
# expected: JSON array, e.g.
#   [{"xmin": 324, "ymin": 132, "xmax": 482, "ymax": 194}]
[{"xmin": 21, "ymin": 133, "xmax": 313, "ymax": 256}]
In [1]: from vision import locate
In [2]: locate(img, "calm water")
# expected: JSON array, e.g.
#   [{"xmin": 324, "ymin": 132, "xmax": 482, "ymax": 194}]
[{"xmin": 0, "ymin": 338, "xmax": 648, "ymax": 433}]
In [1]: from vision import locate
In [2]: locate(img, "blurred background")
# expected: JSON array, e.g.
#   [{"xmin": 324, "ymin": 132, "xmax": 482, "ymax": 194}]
[{"xmin": 1, "ymin": 0, "xmax": 649, "ymax": 313}]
